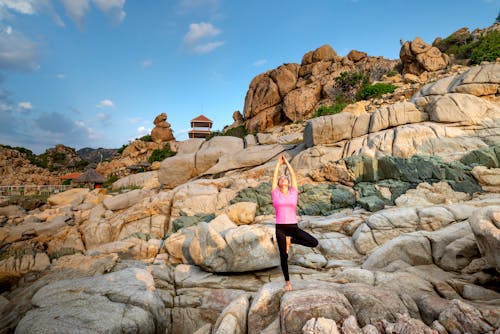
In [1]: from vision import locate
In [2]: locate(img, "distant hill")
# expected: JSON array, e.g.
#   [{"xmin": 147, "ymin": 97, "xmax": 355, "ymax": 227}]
[{"xmin": 77, "ymin": 147, "xmax": 118, "ymax": 164}]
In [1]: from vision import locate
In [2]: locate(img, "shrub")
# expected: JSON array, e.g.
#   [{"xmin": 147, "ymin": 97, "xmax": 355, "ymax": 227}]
[
  {"xmin": 116, "ymin": 144, "xmax": 128, "ymax": 154},
  {"xmin": 337, "ymin": 72, "xmax": 368, "ymax": 89},
  {"xmin": 75, "ymin": 159, "xmax": 89, "ymax": 170},
  {"xmin": 436, "ymin": 30, "xmax": 500, "ymax": 64},
  {"xmin": 314, "ymin": 102, "xmax": 347, "ymax": 117},
  {"xmin": 206, "ymin": 125, "xmax": 248, "ymax": 140},
  {"xmin": 470, "ymin": 30, "xmax": 500, "ymax": 64},
  {"xmin": 386, "ymin": 70, "xmax": 398, "ymax": 77},
  {"xmin": 104, "ymin": 174, "xmax": 119, "ymax": 188},
  {"xmin": 148, "ymin": 144, "xmax": 176, "ymax": 163},
  {"xmin": 139, "ymin": 134, "xmax": 152, "ymax": 142},
  {"xmin": 358, "ymin": 83, "xmax": 397, "ymax": 100}
]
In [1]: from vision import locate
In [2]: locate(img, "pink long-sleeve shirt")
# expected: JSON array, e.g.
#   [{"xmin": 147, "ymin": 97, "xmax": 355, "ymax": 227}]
[{"xmin": 271, "ymin": 187, "xmax": 299, "ymax": 224}]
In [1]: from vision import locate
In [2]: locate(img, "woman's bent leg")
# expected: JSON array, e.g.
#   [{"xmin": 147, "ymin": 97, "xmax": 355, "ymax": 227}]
[{"xmin": 290, "ymin": 227, "xmax": 318, "ymax": 248}]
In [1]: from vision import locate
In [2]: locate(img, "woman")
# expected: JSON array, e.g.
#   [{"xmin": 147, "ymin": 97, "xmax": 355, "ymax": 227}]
[{"xmin": 272, "ymin": 155, "xmax": 318, "ymax": 291}]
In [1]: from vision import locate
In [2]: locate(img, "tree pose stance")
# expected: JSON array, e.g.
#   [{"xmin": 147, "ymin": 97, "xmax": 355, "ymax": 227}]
[{"xmin": 271, "ymin": 155, "xmax": 318, "ymax": 291}]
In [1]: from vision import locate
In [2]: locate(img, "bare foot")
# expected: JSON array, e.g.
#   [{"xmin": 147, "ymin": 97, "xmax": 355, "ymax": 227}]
[
  {"xmin": 284, "ymin": 281, "xmax": 292, "ymax": 291},
  {"xmin": 286, "ymin": 236, "xmax": 291, "ymax": 254}
]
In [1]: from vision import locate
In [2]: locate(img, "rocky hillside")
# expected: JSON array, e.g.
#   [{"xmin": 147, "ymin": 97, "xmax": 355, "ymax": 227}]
[
  {"xmin": 0, "ymin": 146, "xmax": 60, "ymax": 186},
  {"xmin": 77, "ymin": 147, "xmax": 117, "ymax": 164},
  {"xmin": 0, "ymin": 24, "xmax": 499, "ymax": 334}
]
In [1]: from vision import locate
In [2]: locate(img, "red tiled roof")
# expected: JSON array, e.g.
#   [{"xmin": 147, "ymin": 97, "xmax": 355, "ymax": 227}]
[
  {"xmin": 60, "ymin": 172, "xmax": 82, "ymax": 180},
  {"xmin": 191, "ymin": 115, "xmax": 213, "ymax": 123}
]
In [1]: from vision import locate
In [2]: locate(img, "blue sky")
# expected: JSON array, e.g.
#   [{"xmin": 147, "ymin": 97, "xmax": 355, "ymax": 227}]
[{"xmin": 0, "ymin": 0, "xmax": 498, "ymax": 154}]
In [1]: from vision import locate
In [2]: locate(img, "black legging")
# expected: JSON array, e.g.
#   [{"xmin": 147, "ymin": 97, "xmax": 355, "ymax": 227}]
[{"xmin": 275, "ymin": 223, "xmax": 318, "ymax": 281}]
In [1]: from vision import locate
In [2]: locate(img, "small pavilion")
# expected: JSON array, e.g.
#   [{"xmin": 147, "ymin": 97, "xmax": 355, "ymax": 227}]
[
  {"xmin": 60, "ymin": 172, "xmax": 82, "ymax": 186},
  {"xmin": 74, "ymin": 168, "xmax": 106, "ymax": 189},
  {"xmin": 188, "ymin": 115, "xmax": 213, "ymax": 139}
]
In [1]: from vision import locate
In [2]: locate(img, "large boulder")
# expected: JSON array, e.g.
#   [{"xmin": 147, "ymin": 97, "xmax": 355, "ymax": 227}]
[
  {"xmin": 195, "ymin": 137, "xmax": 244, "ymax": 174},
  {"xmin": 283, "ymin": 83, "xmax": 322, "ymax": 122},
  {"xmin": 112, "ymin": 171, "xmax": 159, "ymax": 190},
  {"xmin": 469, "ymin": 206, "xmax": 500, "ymax": 273},
  {"xmin": 15, "ymin": 268, "xmax": 166, "ymax": 334},
  {"xmin": 103, "ymin": 189, "xmax": 149, "ymax": 211},
  {"xmin": 165, "ymin": 220, "xmax": 279, "ymax": 272},
  {"xmin": 202, "ymin": 144, "xmax": 285, "ymax": 175},
  {"xmin": 47, "ymin": 188, "xmax": 90, "ymax": 207},
  {"xmin": 158, "ymin": 153, "xmax": 196, "ymax": 189},
  {"xmin": 400, "ymin": 37, "xmax": 449, "ymax": 75}
]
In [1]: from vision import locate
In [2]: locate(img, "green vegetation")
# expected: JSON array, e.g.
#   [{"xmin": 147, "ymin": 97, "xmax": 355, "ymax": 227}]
[
  {"xmin": 148, "ymin": 144, "xmax": 176, "ymax": 163},
  {"xmin": 104, "ymin": 174, "xmax": 119, "ymax": 188},
  {"xmin": 116, "ymin": 143, "xmax": 128, "ymax": 154},
  {"xmin": 435, "ymin": 30, "xmax": 500, "ymax": 64},
  {"xmin": 312, "ymin": 70, "xmax": 397, "ymax": 118},
  {"xmin": 357, "ymin": 83, "xmax": 397, "ymax": 100},
  {"xmin": 336, "ymin": 71, "xmax": 368, "ymax": 90},
  {"xmin": 139, "ymin": 134, "xmax": 152, "ymax": 142},
  {"xmin": 314, "ymin": 102, "xmax": 347, "ymax": 117},
  {"xmin": 75, "ymin": 159, "xmax": 89, "ymax": 170},
  {"xmin": 470, "ymin": 30, "xmax": 500, "ymax": 64},
  {"xmin": 385, "ymin": 69, "xmax": 398, "ymax": 77},
  {"xmin": 206, "ymin": 125, "xmax": 248, "ymax": 140}
]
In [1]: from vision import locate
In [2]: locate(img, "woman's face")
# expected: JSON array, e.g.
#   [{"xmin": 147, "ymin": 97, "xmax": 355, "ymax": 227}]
[{"xmin": 278, "ymin": 176, "xmax": 289, "ymax": 188}]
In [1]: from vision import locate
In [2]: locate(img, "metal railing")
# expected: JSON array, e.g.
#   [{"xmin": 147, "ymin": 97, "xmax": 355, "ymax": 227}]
[{"xmin": 0, "ymin": 185, "xmax": 72, "ymax": 198}]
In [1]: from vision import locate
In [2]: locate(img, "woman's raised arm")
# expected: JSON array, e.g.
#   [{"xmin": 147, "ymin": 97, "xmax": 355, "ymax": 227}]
[
  {"xmin": 272, "ymin": 156, "xmax": 283, "ymax": 190},
  {"xmin": 283, "ymin": 157, "xmax": 298, "ymax": 190}
]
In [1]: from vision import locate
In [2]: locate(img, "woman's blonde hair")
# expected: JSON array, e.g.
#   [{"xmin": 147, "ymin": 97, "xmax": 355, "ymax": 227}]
[{"xmin": 278, "ymin": 174, "xmax": 290, "ymax": 185}]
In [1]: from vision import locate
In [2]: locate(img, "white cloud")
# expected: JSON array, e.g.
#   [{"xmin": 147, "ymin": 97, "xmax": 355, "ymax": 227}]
[
  {"xmin": 56, "ymin": 73, "xmax": 66, "ymax": 79},
  {"xmin": 253, "ymin": 59, "xmax": 267, "ymax": 67},
  {"xmin": 140, "ymin": 59, "xmax": 153, "ymax": 68},
  {"xmin": 92, "ymin": 0, "xmax": 126, "ymax": 23},
  {"xmin": 184, "ymin": 22, "xmax": 220, "ymax": 44},
  {"xmin": 96, "ymin": 112, "xmax": 110, "ymax": 121},
  {"xmin": 0, "ymin": 25, "xmax": 38, "ymax": 70},
  {"xmin": 60, "ymin": 0, "xmax": 90, "ymax": 29},
  {"xmin": 184, "ymin": 22, "xmax": 224, "ymax": 54},
  {"xmin": 18, "ymin": 101, "xmax": 32, "ymax": 110},
  {"xmin": 131, "ymin": 126, "xmax": 151, "ymax": 140},
  {"xmin": 96, "ymin": 99, "xmax": 114, "ymax": 108},
  {"xmin": 192, "ymin": 41, "xmax": 224, "ymax": 54},
  {"xmin": 0, "ymin": 0, "xmax": 37, "ymax": 15}
]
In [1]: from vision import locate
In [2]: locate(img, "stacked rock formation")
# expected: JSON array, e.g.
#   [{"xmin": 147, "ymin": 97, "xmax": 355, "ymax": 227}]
[{"xmin": 151, "ymin": 112, "xmax": 175, "ymax": 143}]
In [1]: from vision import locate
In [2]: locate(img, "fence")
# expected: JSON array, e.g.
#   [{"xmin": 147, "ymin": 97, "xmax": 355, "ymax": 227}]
[{"xmin": 0, "ymin": 185, "xmax": 72, "ymax": 199}]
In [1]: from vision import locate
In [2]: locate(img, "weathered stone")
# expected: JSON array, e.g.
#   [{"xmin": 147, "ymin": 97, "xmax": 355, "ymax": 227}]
[
  {"xmin": 223, "ymin": 202, "xmax": 258, "ymax": 225},
  {"xmin": 283, "ymin": 84, "xmax": 322, "ymax": 122},
  {"xmin": 203, "ymin": 144, "xmax": 285, "ymax": 175},
  {"xmin": 212, "ymin": 293, "xmax": 251, "ymax": 334},
  {"xmin": 47, "ymin": 188, "xmax": 90, "ymax": 207},
  {"xmin": 103, "ymin": 189, "xmax": 148, "ymax": 211},
  {"xmin": 166, "ymin": 222, "xmax": 279, "ymax": 272},
  {"xmin": 15, "ymin": 268, "xmax": 166, "ymax": 334},
  {"xmin": 469, "ymin": 206, "xmax": 500, "ymax": 273},
  {"xmin": 281, "ymin": 288, "xmax": 353, "ymax": 334},
  {"xmin": 302, "ymin": 317, "xmax": 340, "ymax": 334},
  {"xmin": 158, "ymin": 153, "xmax": 196, "ymax": 189},
  {"xmin": 438, "ymin": 299, "xmax": 497, "ymax": 334},
  {"xmin": 112, "ymin": 171, "xmax": 159, "ymax": 190}
]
